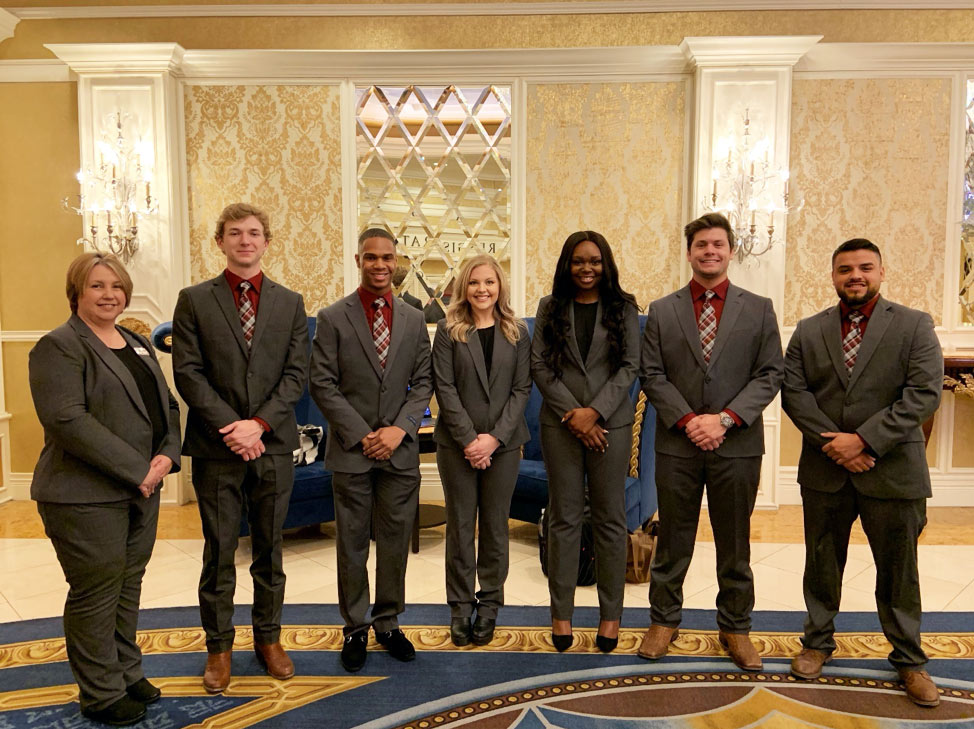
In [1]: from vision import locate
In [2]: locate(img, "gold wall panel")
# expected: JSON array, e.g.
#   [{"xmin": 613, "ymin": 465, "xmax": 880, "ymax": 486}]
[
  {"xmin": 779, "ymin": 413, "xmax": 802, "ymax": 468},
  {"xmin": 2, "ymin": 343, "xmax": 43, "ymax": 472},
  {"xmin": 525, "ymin": 81, "xmax": 685, "ymax": 314},
  {"xmin": 786, "ymin": 78, "xmax": 951, "ymax": 326},
  {"xmin": 184, "ymin": 85, "xmax": 344, "ymax": 313},
  {"xmin": 5, "ymin": 11, "xmax": 974, "ymax": 59},
  {"xmin": 952, "ymin": 395, "xmax": 974, "ymax": 469}
]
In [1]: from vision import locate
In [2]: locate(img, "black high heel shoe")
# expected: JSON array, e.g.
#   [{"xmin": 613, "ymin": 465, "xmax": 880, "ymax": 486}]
[
  {"xmin": 552, "ymin": 632, "xmax": 574, "ymax": 652},
  {"xmin": 595, "ymin": 634, "xmax": 618, "ymax": 653}
]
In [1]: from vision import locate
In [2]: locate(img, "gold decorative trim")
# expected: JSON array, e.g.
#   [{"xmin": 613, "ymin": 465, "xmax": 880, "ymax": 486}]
[
  {"xmin": 945, "ymin": 373, "xmax": 974, "ymax": 399},
  {"xmin": 117, "ymin": 316, "xmax": 151, "ymax": 339},
  {"xmin": 629, "ymin": 390, "xmax": 647, "ymax": 478},
  {"xmin": 3, "ymin": 626, "xmax": 974, "ymax": 670}
]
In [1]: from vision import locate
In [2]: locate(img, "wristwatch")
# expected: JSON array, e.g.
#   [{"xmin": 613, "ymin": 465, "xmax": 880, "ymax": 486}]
[{"xmin": 718, "ymin": 411, "xmax": 735, "ymax": 430}]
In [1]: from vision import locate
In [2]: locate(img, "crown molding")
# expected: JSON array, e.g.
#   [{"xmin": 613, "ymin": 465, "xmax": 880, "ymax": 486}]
[
  {"xmin": 0, "ymin": 330, "xmax": 47, "ymax": 342},
  {"xmin": 0, "ymin": 58, "xmax": 72, "ymax": 81},
  {"xmin": 0, "ymin": 8, "xmax": 18, "ymax": 41},
  {"xmin": 6, "ymin": 1, "xmax": 974, "ymax": 19},
  {"xmin": 797, "ymin": 42, "xmax": 974, "ymax": 72},
  {"xmin": 681, "ymin": 35, "xmax": 823, "ymax": 68},
  {"xmin": 179, "ymin": 45, "xmax": 690, "ymax": 80},
  {"xmin": 45, "ymin": 42, "xmax": 186, "ymax": 75}
]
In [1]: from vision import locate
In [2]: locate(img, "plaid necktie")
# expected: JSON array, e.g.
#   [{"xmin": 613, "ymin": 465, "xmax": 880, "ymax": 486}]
[
  {"xmin": 238, "ymin": 281, "xmax": 255, "ymax": 348},
  {"xmin": 698, "ymin": 290, "xmax": 717, "ymax": 363},
  {"xmin": 843, "ymin": 310, "xmax": 864, "ymax": 375},
  {"xmin": 372, "ymin": 298, "xmax": 390, "ymax": 369}
]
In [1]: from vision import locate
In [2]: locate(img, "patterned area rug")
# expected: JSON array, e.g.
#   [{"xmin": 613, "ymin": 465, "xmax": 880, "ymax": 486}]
[{"xmin": 1, "ymin": 606, "xmax": 972, "ymax": 728}]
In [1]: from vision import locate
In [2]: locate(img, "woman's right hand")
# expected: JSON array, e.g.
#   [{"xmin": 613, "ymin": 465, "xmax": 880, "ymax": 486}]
[
  {"xmin": 138, "ymin": 455, "xmax": 174, "ymax": 498},
  {"xmin": 576, "ymin": 425, "xmax": 608, "ymax": 452}
]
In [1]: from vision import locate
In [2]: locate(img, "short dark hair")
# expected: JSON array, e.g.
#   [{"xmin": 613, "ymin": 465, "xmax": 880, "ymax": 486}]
[
  {"xmin": 832, "ymin": 238, "xmax": 882, "ymax": 265},
  {"xmin": 358, "ymin": 227, "xmax": 396, "ymax": 253},
  {"xmin": 684, "ymin": 212, "xmax": 736, "ymax": 251}
]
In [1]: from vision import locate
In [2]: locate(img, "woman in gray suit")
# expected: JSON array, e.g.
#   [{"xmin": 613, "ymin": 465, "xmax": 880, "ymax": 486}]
[
  {"xmin": 29, "ymin": 252, "xmax": 181, "ymax": 726},
  {"xmin": 531, "ymin": 232, "xmax": 640, "ymax": 653},
  {"xmin": 433, "ymin": 254, "xmax": 531, "ymax": 647}
]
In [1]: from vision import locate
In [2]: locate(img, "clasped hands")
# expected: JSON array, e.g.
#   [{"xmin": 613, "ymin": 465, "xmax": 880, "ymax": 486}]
[
  {"xmin": 685, "ymin": 413, "xmax": 726, "ymax": 451},
  {"xmin": 221, "ymin": 419, "xmax": 266, "ymax": 461},
  {"xmin": 464, "ymin": 433, "xmax": 500, "ymax": 469},
  {"xmin": 138, "ymin": 454, "xmax": 173, "ymax": 499},
  {"xmin": 821, "ymin": 431, "xmax": 875, "ymax": 473},
  {"xmin": 361, "ymin": 426, "xmax": 406, "ymax": 461},
  {"xmin": 562, "ymin": 407, "xmax": 607, "ymax": 452}
]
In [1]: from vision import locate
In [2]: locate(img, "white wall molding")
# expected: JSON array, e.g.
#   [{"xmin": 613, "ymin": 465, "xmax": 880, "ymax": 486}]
[
  {"xmin": 5, "ymin": 472, "xmax": 32, "ymax": 501},
  {"xmin": 798, "ymin": 43, "xmax": 974, "ymax": 73},
  {"xmin": 0, "ymin": 330, "xmax": 47, "ymax": 343},
  {"xmin": 682, "ymin": 36, "xmax": 823, "ymax": 68},
  {"xmin": 45, "ymin": 43, "xmax": 185, "ymax": 76},
  {"xmin": 0, "ymin": 59, "xmax": 72, "ymax": 83},
  {"xmin": 0, "ymin": 8, "xmax": 18, "ymax": 43},
  {"xmin": 8, "ymin": 1, "xmax": 974, "ymax": 20},
  {"xmin": 419, "ymin": 463, "xmax": 443, "ymax": 501}
]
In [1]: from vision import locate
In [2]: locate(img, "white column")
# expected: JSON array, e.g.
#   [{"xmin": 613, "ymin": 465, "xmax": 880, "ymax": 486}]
[
  {"xmin": 682, "ymin": 35, "xmax": 821, "ymax": 508},
  {"xmin": 47, "ymin": 43, "xmax": 192, "ymax": 503}
]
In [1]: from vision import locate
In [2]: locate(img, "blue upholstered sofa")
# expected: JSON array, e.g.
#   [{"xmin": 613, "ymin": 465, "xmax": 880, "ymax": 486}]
[{"xmin": 509, "ymin": 316, "xmax": 658, "ymax": 531}]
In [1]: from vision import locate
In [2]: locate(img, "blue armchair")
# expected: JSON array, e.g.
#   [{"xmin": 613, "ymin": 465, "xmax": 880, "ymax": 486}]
[
  {"xmin": 151, "ymin": 317, "xmax": 336, "ymax": 534},
  {"xmin": 509, "ymin": 316, "xmax": 657, "ymax": 531}
]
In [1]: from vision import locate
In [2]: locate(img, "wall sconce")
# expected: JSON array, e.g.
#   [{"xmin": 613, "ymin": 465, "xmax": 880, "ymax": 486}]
[
  {"xmin": 706, "ymin": 109, "xmax": 803, "ymax": 263},
  {"xmin": 62, "ymin": 111, "xmax": 157, "ymax": 263}
]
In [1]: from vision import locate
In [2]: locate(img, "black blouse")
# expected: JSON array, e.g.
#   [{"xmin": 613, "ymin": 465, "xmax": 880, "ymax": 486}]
[
  {"xmin": 478, "ymin": 326, "xmax": 495, "ymax": 378},
  {"xmin": 573, "ymin": 300, "xmax": 598, "ymax": 363},
  {"xmin": 112, "ymin": 344, "xmax": 167, "ymax": 455}
]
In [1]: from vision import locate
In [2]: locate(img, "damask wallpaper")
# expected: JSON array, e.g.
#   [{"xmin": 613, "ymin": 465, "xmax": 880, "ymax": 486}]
[
  {"xmin": 786, "ymin": 78, "xmax": 951, "ymax": 326},
  {"xmin": 525, "ymin": 81, "xmax": 686, "ymax": 314},
  {"xmin": 184, "ymin": 84, "xmax": 344, "ymax": 314}
]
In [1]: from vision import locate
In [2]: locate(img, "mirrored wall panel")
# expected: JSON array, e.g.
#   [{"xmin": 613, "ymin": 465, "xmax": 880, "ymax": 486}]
[
  {"xmin": 356, "ymin": 84, "xmax": 512, "ymax": 322},
  {"xmin": 962, "ymin": 80, "xmax": 974, "ymax": 325}
]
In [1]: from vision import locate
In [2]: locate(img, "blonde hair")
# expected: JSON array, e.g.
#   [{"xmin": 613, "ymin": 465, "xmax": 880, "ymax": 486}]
[
  {"xmin": 445, "ymin": 255, "xmax": 523, "ymax": 345},
  {"xmin": 214, "ymin": 202, "xmax": 272, "ymax": 242},
  {"xmin": 66, "ymin": 251, "xmax": 133, "ymax": 314}
]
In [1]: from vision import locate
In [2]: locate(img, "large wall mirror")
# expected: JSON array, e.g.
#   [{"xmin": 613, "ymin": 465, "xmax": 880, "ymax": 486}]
[{"xmin": 355, "ymin": 84, "xmax": 513, "ymax": 322}]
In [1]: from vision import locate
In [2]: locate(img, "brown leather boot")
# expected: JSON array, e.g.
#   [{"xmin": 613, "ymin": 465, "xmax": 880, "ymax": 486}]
[
  {"xmin": 898, "ymin": 668, "xmax": 940, "ymax": 707},
  {"xmin": 255, "ymin": 642, "xmax": 295, "ymax": 680},
  {"xmin": 718, "ymin": 631, "xmax": 763, "ymax": 671},
  {"xmin": 637, "ymin": 625, "xmax": 679, "ymax": 660},
  {"xmin": 203, "ymin": 650, "xmax": 231, "ymax": 693},
  {"xmin": 790, "ymin": 648, "xmax": 831, "ymax": 679}
]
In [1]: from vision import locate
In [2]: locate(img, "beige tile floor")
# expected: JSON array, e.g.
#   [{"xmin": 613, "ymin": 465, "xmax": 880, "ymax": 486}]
[{"xmin": 1, "ymin": 524, "xmax": 972, "ymax": 623}]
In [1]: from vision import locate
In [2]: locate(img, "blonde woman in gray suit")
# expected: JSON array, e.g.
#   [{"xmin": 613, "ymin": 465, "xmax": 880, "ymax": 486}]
[
  {"xmin": 531, "ymin": 232, "xmax": 640, "ymax": 653},
  {"xmin": 433, "ymin": 255, "xmax": 531, "ymax": 647}
]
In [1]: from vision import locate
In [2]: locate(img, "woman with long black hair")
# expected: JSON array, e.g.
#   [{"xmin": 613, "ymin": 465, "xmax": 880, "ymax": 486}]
[{"xmin": 531, "ymin": 231, "xmax": 640, "ymax": 653}]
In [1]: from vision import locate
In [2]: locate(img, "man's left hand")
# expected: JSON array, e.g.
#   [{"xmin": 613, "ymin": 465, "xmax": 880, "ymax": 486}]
[
  {"xmin": 363, "ymin": 426, "xmax": 406, "ymax": 460},
  {"xmin": 820, "ymin": 431, "xmax": 865, "ymax": 464},
  {"xmin": 220, "ymin": 419, "xmax": 265, "ymax": 451},
  {"xmin": 685, "ymin": 413, "xmax": 726, "ymax": 449}
]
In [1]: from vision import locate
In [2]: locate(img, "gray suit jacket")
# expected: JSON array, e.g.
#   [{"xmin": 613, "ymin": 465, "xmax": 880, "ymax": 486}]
[
  {"xmin": 530, "ymin": 296, "xmax": 641, "ymax": 429},
  {"xmin": 432, "ymin": 319, "xmax": 531, "ymax": 452},
  {"xmin": 29, "ymin": 316, "xmax": 182, "ymax": 503},
  {"xmin": 640, "ymin": 283, "xmax": 784, "ymax": 458},
  {"xmin": 310, "ymin": 292, "xmax": 433, "ymax": 473},
  {"xmin": 782, "ymin": 296, "xmax": 942, "ymax": 499},
  {"xmin": 172, "ymin": 274, "xmax": 309, "ymax": 459}
]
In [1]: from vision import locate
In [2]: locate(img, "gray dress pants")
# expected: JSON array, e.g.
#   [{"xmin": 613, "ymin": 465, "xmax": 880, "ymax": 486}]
[
  {"xmin": 541, "ymin": 423, "xmax": 630, "ymax": 622},
  {"xmin": 438, "ymin": 446, "xmax": 520, "ymax": 619},
  {"xmin": 38, "ymin": 495, "xmax": 159, "ymax": 712}
]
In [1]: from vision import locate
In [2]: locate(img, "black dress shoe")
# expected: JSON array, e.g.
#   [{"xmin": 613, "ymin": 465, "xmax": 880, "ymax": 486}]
[
  {"xmin": 450, "ymin": 618, "xmax": 472, "ymax": 647},
  {"xmin": 375, "ymin": 629, "xmax": 416, "ymax": 662},
  {"xmin": 340, "ymin": 633, "xmax": 368, "ymax": 673},
  {"xmin": 471, "ymin": 616, "xmax": 495, "ymax": 646},
  {"xmin": 552, "ymin": 632, "xmax": 574, "ymax": 652},
  {"xmin": 596, "ymin": 635, "xmax": 618, "ymax": 653},
  {"xmin": 81, "ymin": 696, "xmax": 146, "ymax": 726},
  {"xmin": 126, "ymin": 678, "xmax": 161, "ymax": 704}
]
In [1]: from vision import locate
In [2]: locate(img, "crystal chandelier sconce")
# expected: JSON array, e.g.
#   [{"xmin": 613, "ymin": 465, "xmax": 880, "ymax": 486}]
[
  {"xmin": 705, "ymin": 109, "xmax": 803, "ymax": 264},
  {"xmin": 63, "ymin": 111, "xmax": 157, "ymax": 263}
]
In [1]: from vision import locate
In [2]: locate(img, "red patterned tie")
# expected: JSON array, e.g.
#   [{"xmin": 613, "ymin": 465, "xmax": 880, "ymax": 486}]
[
  {"xmin": 372, "ymin": 298, "xmax": 389, "ymax": 369},
  {"xmin": 698, "ymin": 290, "xmax": 717, "ymax": 363},
  {"xmin": 238, "ymin": 281, "xmax": 255, "ymax": 348},
  {"xmin": 843, "ymin": 310, "xmax": 864, "ymax": 375}
]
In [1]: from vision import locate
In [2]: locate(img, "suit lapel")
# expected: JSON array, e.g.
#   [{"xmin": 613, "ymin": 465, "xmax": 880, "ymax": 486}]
[
  {"xmin": 847, "ymin": 296, "xmax": 892, "ymax": 390},
  {"xmin": 566, "ymin": 301, "xmax": 585, "ymax": 371},
  {"xmin": 210, "ymin": 276, "xmax": 250, "ymax": 357},
  {"xmin": 674, "ymin": 286, "xmax": 707, "ymax": 370},
  {"xmin": 248, "ymin": 276, "xmax": 279, "ymax": 354},
  {"xmin": 345, "ymin": 295, "xmax": 384, "ymax": 379},
  {"xmin": 584, "ymin": 299, "xmax": 606, "ymax": 371},
  {"xmin": 70, "ymin": 316, "xmax": 149, "ymax": 422},
  {"xmin": 466, "ymin": 325, "xmax": 491, "ymax": 395},
  {"xmin": 820, "ymin": 306, "xmax": 848, "ymax": 384},
  {"xmin": 488, "ymin": 321, "xmax": 508, "ymax": 390},
  {"xmin": 706, "ymin": 284, "xmax": 743, "ymax": 368},
  {"xmin": 383, "ymin": 296, "xmax": 407, "ymax": 376}
]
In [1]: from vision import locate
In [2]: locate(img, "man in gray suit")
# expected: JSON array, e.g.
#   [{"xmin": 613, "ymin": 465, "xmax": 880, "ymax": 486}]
[
  {"xmin": 173, "ymin": 203, "xmax": 309, "ymax": 692},
  {"xmin": 782, "ymin": 238, "xmax": 943, "ymax": 707},
  {"xmin": 638, "ymin": 212, "xmax": 784, "ymax": 670},
  {"xmin": 310, "ymin": 228, "xmax": 433, "ymax": 673}
]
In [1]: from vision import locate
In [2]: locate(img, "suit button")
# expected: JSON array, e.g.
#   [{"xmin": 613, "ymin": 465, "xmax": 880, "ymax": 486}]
[
  {"xmin": 248, "ymin": 373, "xmax": 254, "ymax": 378},
  {"xmin": 705, "ymin": 376, "xmax": 712, "ymax": 383}
]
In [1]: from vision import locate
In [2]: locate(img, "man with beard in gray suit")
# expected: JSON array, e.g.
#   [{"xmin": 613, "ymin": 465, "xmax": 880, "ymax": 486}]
[
  {"xmin": 310, "ymin": 228, "xmax": 432, "ymax": 673},
  {"xmin": 638, "ymin": 212, "xmax": 783, "ymax": 671},
  {"xmin": 782, "ymin": 238, "xmax": 943, "ymax": 707}
]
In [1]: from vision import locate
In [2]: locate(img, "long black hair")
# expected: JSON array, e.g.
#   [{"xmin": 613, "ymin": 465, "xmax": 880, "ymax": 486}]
[{"xmin": 541, "ymin": 231, "xmax": 636, "ymax": 379}]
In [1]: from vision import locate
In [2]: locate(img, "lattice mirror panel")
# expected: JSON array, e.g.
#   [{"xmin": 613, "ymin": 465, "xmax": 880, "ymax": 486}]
[
  {"xmin": 962, "ymin": 80, "xmax": 974, "ymax": 325},
  {"xmin": 355, "ymin": 84, "xmax": 512, "ymax": 322}
]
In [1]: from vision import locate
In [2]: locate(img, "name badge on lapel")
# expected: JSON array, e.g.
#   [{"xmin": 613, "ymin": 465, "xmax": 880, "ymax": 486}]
[{"xmin": 133, "ymin": 346, "xmax": 150, "ymax": 357}]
